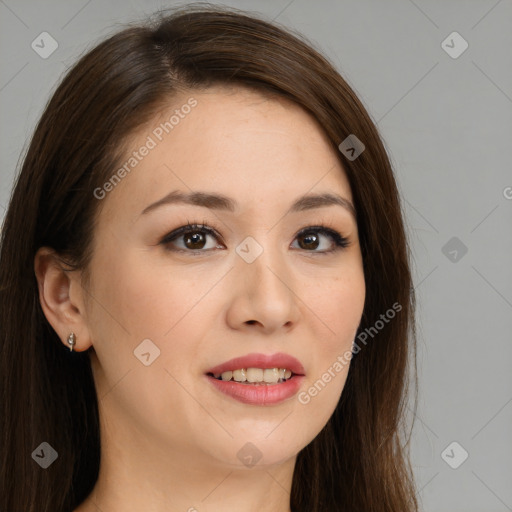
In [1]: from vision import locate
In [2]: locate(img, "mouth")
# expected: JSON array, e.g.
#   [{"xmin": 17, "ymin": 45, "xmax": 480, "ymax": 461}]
[{"xmin": 205, "ymin": 352, "xmax": 305, "ymax": 405}]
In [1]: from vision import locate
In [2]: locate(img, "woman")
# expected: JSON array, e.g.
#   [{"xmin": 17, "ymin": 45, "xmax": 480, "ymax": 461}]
[{"xmin": 0, "ymin": 4, "xmax": 419, "ymax": 511}]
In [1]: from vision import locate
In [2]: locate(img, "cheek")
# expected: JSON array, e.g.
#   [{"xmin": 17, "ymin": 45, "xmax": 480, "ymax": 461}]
[
  {"xmin": 298, "ymin": 270, "xmax": 365, "ymax": 403},
  {"xmin": 306, "ymin": 269, "xmax": 365, "ymax": 342},
  {"xmin": 93, "ymin": 251, "xmax": 224, "ymax": 368},
  {"xmin": 85, "ymin": 251, "xmax": 213, "ymax": 432},
  {"xmin": 94, "ymin": 251, "xmax": 188, "ymax": 335}
]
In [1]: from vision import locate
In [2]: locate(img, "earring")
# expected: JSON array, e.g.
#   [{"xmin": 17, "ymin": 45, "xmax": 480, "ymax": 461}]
[{"xmin": 67, "ymin": 332, "xmax": 76, "ymax": 352}]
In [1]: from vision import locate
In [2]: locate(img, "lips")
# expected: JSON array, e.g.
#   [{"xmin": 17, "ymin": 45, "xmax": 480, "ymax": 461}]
[{"xmin": 206, "ymin": 352, "xmax": 305, "ymax": 376}]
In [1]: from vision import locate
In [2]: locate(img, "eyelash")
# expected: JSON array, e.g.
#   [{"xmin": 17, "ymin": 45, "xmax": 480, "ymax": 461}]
[{"xmin": 159, "ymin": 220, "xmax": 350, "ymax": 256}]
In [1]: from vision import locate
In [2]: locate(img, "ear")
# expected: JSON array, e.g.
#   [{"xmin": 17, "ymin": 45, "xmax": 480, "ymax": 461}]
[{"xmin": 34, "ymin": 247, "xmax": 92, "ymax": 352}]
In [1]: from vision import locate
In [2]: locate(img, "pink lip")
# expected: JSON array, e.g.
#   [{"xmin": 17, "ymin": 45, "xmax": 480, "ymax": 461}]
[
  {"xmin": 206, "ymin": 352, "xmax": 305, "ymax": 375},
  {"xmin": 206, "ymin": 374, "xmax": 305, "ymax": 405},
  {"xmin": 205, "ymin": 352, "xmax": 305, "ymax": 406}
]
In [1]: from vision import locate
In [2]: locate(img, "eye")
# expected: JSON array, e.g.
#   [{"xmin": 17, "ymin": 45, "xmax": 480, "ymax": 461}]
[
  {"xmin": 291, "ymin": 226, "xmax": 350, "ymax": 254},
  {"xmin": 160, "ymin": 221, "xmax": 223, "ymax": 253},
  {"xmin": 159, "ymin": 222, "xmax": 349, "ymax": 255}
]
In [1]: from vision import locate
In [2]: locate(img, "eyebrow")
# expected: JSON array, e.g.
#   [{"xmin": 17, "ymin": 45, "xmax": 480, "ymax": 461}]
[{"xmin": 140, "ymin": 190, "xmax": 356, "ymax": 219}]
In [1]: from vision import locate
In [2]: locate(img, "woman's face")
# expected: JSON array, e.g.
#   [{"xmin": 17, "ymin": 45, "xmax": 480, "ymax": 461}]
[{"xmin": 82, "ymin": 86, "xmax": 365, "ymax": 470}]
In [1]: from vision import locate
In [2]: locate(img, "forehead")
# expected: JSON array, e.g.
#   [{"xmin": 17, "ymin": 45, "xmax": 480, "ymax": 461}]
[{"xmin": 98, "ymin": 86, "xmax": 353, "ymax": 221}]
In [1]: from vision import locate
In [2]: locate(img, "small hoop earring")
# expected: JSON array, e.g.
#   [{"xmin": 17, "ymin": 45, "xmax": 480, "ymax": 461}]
[{"xmin": 67, "ymin": 332, "xmax": 76, "ymax": 352}]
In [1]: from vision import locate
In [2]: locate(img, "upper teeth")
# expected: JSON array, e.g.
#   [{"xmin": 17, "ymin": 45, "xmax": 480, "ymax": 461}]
[{"xmin": 213, "ymin": 368, "xmax": 293, "ymax": 383}]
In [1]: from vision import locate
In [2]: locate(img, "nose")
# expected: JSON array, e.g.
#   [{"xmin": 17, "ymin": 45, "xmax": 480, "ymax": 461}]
[{"xmin": 225, "ymin": 241, "xmax": 301, "ymax": 335}]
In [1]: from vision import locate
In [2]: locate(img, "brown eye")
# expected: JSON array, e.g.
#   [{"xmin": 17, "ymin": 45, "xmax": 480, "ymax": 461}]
[
  {"xmin": 292, "ymin": 227, "xmax": 349, "ymax": 254},
  {"xmin": 161, "ymin": 223, "xmax": 223, "ymax": 253},
  {"xmin": 297, "ymin": 231, "xmax": 321, "ymax": 250},
  {"xmin": 183, "ymin": 231, "xmax": 208, "ymax": 250}
]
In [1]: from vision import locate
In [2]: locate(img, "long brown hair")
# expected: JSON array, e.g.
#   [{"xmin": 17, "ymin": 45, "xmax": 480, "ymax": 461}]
[{"xmin": 0, "ymin": 4, "xmax": 419, "ymax": 511}]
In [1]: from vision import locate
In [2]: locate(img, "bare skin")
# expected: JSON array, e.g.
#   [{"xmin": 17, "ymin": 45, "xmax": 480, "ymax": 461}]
[{"xmin": 35, "ymin": 85, "xmax": 365, "ymax": 512}]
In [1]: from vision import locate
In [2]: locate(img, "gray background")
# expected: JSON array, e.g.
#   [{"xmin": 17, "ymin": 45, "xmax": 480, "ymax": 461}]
[{"xmin": 1, "ymin": 1, "xmax": 511, "ymax": 511}]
